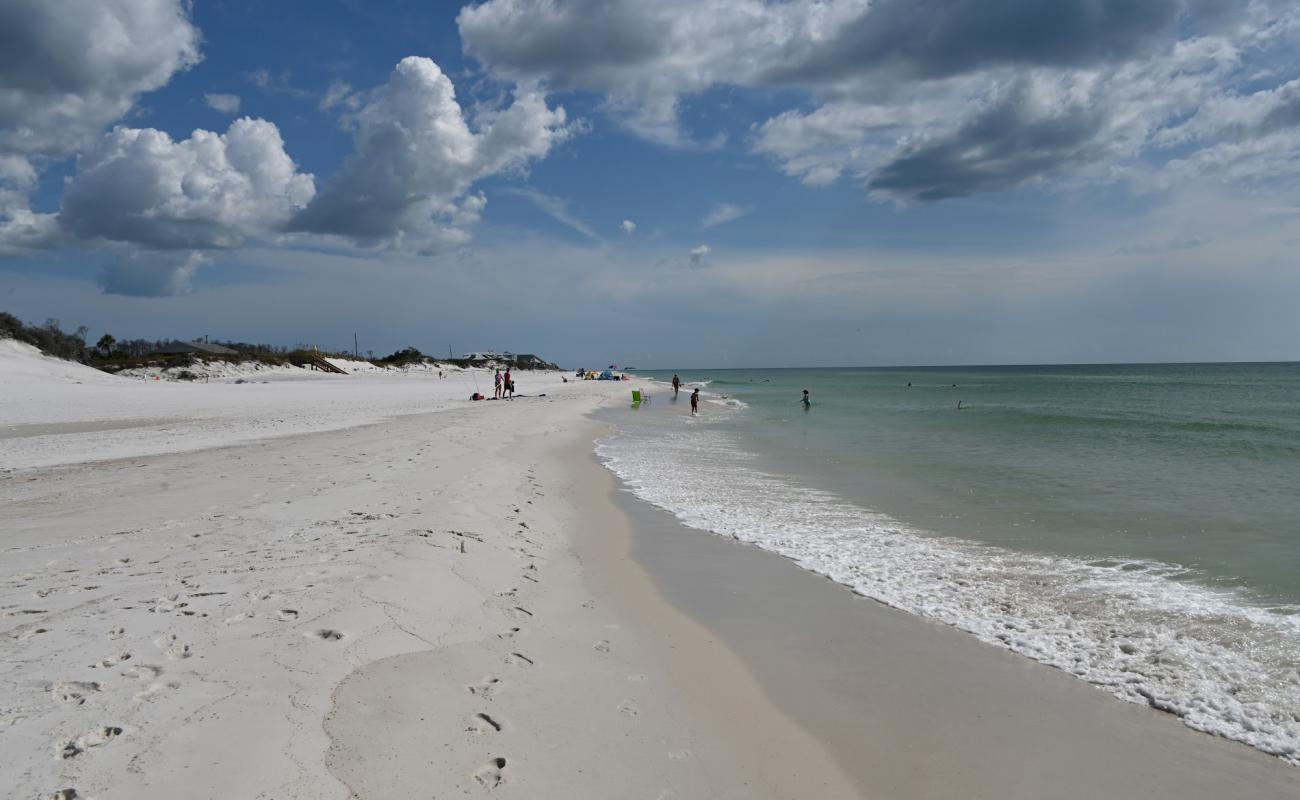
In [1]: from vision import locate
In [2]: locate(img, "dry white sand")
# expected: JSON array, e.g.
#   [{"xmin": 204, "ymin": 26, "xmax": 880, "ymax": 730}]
[{"xmin": 1, "ymin": 343, "xmax": 851, "ymax": 798}]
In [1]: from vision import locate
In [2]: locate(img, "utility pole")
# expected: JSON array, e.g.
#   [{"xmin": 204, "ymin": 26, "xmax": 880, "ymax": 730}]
[{"xmin": 354, "ymin": 332, "xmax": 358, "ymax": 359}]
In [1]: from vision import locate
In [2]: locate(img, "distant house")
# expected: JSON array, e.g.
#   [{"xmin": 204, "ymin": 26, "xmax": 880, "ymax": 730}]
[
  {"xmin": 156, "ymin": 340, "xmax": 239, "ymax": 356},
  {"xmin": 461, "ymin": 350, "xmax": 513, "ymax": 365},
  {"xmin": 459, "ymin": 351, "xmax": 558, "ymax": 369},
  {"xmin": 512, "ymin": 353, "xmax": 554, "ymax": 369}
]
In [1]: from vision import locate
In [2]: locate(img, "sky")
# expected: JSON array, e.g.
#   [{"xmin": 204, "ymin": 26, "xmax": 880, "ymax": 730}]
[{"xmin": 2, "ymin": 0, "xmax": 1300, "ymax": 368}]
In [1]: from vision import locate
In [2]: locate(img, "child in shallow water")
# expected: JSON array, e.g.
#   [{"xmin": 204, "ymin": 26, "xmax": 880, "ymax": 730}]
[{"xmin": 690, "ymin": 388, "xmax": 700, "ymax": 414}]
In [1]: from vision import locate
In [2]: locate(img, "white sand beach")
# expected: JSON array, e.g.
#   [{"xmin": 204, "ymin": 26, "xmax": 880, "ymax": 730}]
[
  {"xmin": 1, "ymin": 343, "xmax": 854, "ymax": 798},
  {"xmin": 3, "ymin": 341, "xmax": 1298, "ymax": 799}
]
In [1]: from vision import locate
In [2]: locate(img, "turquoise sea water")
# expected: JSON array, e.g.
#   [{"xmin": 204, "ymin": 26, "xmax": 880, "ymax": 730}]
[{"xmin": 597, "ymin": 363, "xmax": 1300, "ymax": 762}]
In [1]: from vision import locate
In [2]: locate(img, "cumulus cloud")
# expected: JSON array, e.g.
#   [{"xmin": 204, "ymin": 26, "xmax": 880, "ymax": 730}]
[
  {"xmin": 503, "ymin": 188, "xmax": 597, "ymax": 239},
  {"xmin": 689, "ymin": 243, "xmax": 712, "ymax": 267},
  {"xmin": 0, "ymin": 0, "xmax": 201, "ymax": 250},
  {"xmin": 700, "ymin": 202, "xmax": 750, "ymax": 229},
  {"xmin": 292, "ymin": 56, "xmax": 574, "ymax": 249},
  {"xmin": 97, "ymin": 250, "xmax": 206, "ymax": 297},
  {"xmin": 204, "ymin": 93, "xmax": 241, "ymax": 114},
  {"xmin": 59, "ymin": 118, "xmax": 315, "ymax": 249},
  {"xmin": 621, "ymin": 219, "xmax": 636, "ymax": 235},
  {"xmin": 0, "ymin": 208, "xmax": 61, "ymax": 256},
  {"xmin": 0, "ymin": 0, "xmax": 200, "ymax": 163},
  {"xmin": 459, "ymin": 0, "xmax": 1300, "ymax": 200}
]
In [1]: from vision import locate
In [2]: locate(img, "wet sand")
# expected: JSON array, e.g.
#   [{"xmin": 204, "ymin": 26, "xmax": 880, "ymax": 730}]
[{"xmin": 587, "ymin": 452, "xmax": 1300, "ymax": 798}]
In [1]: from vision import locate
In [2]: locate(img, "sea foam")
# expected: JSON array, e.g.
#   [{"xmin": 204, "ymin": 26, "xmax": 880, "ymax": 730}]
[{"xmin": 597, "ymin": 423, "xmax": 1300, "ymax": 764}]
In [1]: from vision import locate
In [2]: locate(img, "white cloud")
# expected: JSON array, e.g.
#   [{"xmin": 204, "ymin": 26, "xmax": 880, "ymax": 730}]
[
  {"xmin": 700, "ymin": 202, "xmax": 751, "ymax": 229},
  {"xmin": 503, "ymin": 188, "xmax": 598, "ymax": 239},
  {"xmin": 689, "ymin": 243, "xmax": 712, "ymax": 266},
  {"xmin": 459, "ymin": 0, "xmax": 1300, "ymax": 199},
  {"xmin": 319, "ymin": 80, "xmax": 356, "ymax": 112},
  {"xmin": 244, "ymin": 68, "xmax": 309, "ymax": 98},
  {"xmin": 59, "ymin": 117, "xmax": 315, "ymax": 249},
  {"xmin": 204, "ymin": 93, "xmax": 241, "ymax": 114},
  {"xmin": 0, "ymin": 0, "xmax": 201, "ymax": 163},
  {"xmin": 0, "ymin": 0, "xmax": 201, "ymax": 242},
  {"xmin": 292, "ymin": 57, "xmax": 574, "ymax": 249},
  {"xmin": 621, "ymin": 219, "xmax": 636, "ymax": 235}
]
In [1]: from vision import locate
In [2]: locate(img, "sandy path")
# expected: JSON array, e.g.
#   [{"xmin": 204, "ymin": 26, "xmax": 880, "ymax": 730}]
[{"xmin": 1, "ymin": 379, "xmax": 853, "ymax": 798}]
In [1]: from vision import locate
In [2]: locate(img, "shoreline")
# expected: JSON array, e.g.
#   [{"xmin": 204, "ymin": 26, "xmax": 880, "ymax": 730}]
[
  {"xmin": 595, "ymin": 439, "xmax": 1300, "ymax": 797},
  {"xmin": 3, "ymin": 361, "xmax": 1296, "ymax": 798}
]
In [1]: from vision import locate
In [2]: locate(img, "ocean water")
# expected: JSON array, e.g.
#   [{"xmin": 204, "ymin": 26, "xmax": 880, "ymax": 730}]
[{"xmin": 596, "ymin": 364, "xmax": 1300, "ymax": 763}]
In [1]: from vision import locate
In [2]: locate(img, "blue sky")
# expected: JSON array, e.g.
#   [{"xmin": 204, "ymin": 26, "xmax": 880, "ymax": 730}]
[{"xmin": 2, "ymin": 0, "xmax": 1300, "ymax": 367}]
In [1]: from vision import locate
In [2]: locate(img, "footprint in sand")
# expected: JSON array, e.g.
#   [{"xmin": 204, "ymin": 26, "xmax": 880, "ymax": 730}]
[
  {"xmin": 472, "ymin": 757, "xmax": 507, "ymax": 788},
  {"xmin": 504, "ymin": 652, "xmax": 534, "ymax": 667},
  {"xmin": 105, "ymin": 627, "xmax": 125, "ymax": 639},
  {"xmin": 312, "ymin": 628, "xmax": 345, "ymax": 641},
  {"xmin": 50, "ymin": 682, "xmax": 100, "ymax": 706},
  {"xmin": 506, "ymin": 606, "xmax": 533, "ymax": 620},
  {"xmin": 93, "ymin": 653, "xmax": 131, "ymax": 668},
  {"xmin": 134, "ymin": 682, "xmax": 180, "ymax": 702},
  {"xmin": 593, "ymin": 640, "xmax": 611, "ymax": 654},
  {"xmin": 154, "ymin": 635, "xmax": 191, "ymax": 659},
  {"xmin": 466, "ymin": 676, "xmax": 501, "ymax": 698},
  {"xmin": 496, "ymin": 627, "xmax": 521, "ymax": 640},
  {"xmin": 276, "ymin": 609, "xmax": 299, "ymax": 621},
  {"xmin": 48, "ymin": 789, "xmax": 79, "ymax": 799},
  {"xmin": 617, "ymin": 699, "xmax": 640, "ymax": 717},
  {"xmin": 57, "ymin": 726, "xmax": 123, "ymax": 759},
  {"xmin": 123, "ymin": 664, "xmax": 163, "ymax": 681},
  {"xmin": 467, "ymin": 712, "xmax": 503, "ymax": 734}
]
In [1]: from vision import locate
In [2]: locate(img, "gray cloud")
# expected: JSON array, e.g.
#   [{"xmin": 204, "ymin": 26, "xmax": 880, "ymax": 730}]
[
  {"xmin": 457, "ymin": 0, "xmax": 668, "ymax": 89},
  {"xmin": 768, "ymin": 0, "xmax": 1184, "ymax": 84},
  {"xmin": 96, "ymin": 251, "xmax": 205, "ymax": 297},
  {"xmin": 459, "ymin": 0, "xmax": 1300, "ymax": 201},
  {"xmin": 867, "ymin": 82, "xmax": 1108, "ymax": 201}
]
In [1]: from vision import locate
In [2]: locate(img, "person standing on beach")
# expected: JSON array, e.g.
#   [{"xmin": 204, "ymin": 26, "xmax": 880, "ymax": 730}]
[
  {"xmin": 672, "ymin": 374, "xmax": 681, "ymax": 396},
  {"xmin": 504, "ymin": 368, "xmax": 514, "ymax": 399},
  {"xmin": 690, "ymin": 387, "xmax": 700, "ymax": 415},
  {"xmin": 494, "ymin": 369, "xmax": 503, "ymax": 399}
]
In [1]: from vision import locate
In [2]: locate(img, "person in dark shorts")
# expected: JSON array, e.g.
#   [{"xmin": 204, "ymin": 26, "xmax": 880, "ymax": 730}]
[
  {"xmin": 802, "ymin": 388, "xmax": 811, "ymax": 409},
  {"xmin": 672, "ymin": 374, "xmax": 681, "ymax": 396},
  {"xmin": 690, "ymin": 387, "xmax": 700, "ymax": 415}
]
